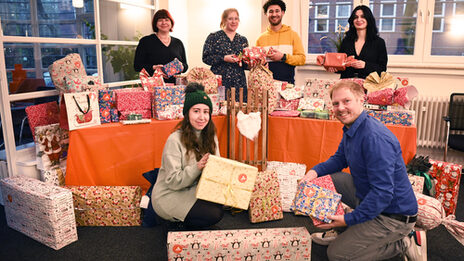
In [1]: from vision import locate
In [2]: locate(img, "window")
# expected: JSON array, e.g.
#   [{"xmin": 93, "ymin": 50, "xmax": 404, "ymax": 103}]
[
  {"xmin": 314, "ymin": 4, "xmax": 330, "ymax": 33},
  {"xmin": 306, "ymin": 0, "xmax": 464, "ymax": 63}
]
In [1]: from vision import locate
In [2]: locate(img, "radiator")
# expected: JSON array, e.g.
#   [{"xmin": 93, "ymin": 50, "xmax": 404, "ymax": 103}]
[{"xmin": 410, "ymin": 96, "xmax": 449, "ymax": 148}]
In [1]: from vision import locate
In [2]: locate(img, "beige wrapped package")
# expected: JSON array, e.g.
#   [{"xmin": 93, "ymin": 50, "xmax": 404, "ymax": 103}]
[{"xmin": 196, "ymin": 155, "xmax": 258, "ymax": 210}]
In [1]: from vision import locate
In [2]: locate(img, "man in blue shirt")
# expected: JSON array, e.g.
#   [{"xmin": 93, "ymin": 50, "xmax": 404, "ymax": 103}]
[{"xmin": 300, "ymin": 81, "xmax": 426, "ymax": 260}]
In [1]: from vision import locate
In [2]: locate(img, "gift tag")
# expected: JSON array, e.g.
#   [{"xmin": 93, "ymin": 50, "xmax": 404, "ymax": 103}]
[{"xmin": 140, "ymin": 195, "xmax": 150, "ymax": 209}]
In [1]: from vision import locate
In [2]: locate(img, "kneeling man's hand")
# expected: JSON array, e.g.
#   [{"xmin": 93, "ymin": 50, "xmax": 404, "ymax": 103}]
[{"xmin": 316, "ymin": 215, "xmax": 347, "ymax": 229}]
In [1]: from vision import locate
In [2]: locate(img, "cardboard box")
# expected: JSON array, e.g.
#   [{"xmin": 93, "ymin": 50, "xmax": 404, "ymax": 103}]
[{"xmin": 1, "ymin": 177, "xmax": 77, "ymax": 250}]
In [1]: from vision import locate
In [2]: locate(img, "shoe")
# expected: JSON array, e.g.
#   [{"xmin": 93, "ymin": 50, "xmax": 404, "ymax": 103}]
[
  {"xmin": 403, "ymin": 229, "xmax": 427, "ymax": 261},
  {"xmin": 312, "ymin": 229, "xmax": 338, "ymax": 245}
]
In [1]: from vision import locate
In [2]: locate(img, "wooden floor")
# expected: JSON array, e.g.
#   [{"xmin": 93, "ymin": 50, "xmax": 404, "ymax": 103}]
[{"xmin": 416, "ymin": 146, "xmax": 464, "ymax": 165}]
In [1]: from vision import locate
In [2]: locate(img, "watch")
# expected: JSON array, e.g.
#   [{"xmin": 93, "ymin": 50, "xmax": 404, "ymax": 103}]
[{"xmin": 281, "ymin": 53, "xmax": 287, "ymax": 62}]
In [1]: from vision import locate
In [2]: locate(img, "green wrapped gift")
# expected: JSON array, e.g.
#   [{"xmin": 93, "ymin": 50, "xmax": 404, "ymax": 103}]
[
  {"xmin": 315, "ymin": 110, "xmax": 329, "ymax": 120},
  {"xmin": 300, "ymin": 110, "xmax": 315, "ymax": 118}
]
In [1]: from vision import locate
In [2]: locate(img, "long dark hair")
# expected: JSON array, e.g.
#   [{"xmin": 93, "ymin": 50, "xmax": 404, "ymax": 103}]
[
  {"xmin": 176, "ymin": 85, "xmax": 217, "ymax": 161},
  {"xmin": 345, "ymin": 5, "xmax": 378, "ymax": 42}
]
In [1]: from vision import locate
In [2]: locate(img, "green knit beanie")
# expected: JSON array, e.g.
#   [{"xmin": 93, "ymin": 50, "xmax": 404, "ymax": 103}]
[{"xmin": 183, "ymin": 89, "xmax": 213, "ymax": 115}]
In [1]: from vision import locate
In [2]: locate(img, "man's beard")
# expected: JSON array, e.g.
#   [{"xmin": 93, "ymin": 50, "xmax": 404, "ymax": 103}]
[{"xmin": 268, "ymin": 16, "xmax": 282, "ymax": 26}]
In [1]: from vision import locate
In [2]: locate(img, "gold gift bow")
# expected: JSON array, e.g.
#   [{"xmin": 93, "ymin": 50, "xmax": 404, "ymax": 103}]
[{"xmin": 364, "ymin": 71, "xmax": 396, "ymax": 93}]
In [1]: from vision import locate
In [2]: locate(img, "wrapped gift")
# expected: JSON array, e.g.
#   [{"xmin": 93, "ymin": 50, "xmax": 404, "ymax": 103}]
[
  {"xmin": 316, "ymin": 53, "xmax": 355, "ymax": 71},
  {"xmin": 152, "ymin": 85, "xmax": 185, "ymax": 119},
  {"xmin": 304, "ymin": 78, "xmax": 336, "ymax": 119},
  {"xmin": 48, "ymin": 53, "xmax": 87, "ymax": 92},
  {"xmin": 408, "ymin": 174, "xmax": 425, "ymax": 193},
  {"xmin": 155, "ymin": 104, "xmax": 183, "ymax": 120},
  {"xmin": 249, "ymin": 170, "xmax": 283, "ymax": 223},
  {"xmin": 293, "ymin": 175, "xmax": 345, "ymax": 226},
  {"xmin": 1, "ymin": 177, "xmax": 77, "ymax": 250},
  {"xmin": 298, "ymin": 97, "xmax": 325, "ymax": 111},
  {"xmin": 64, "ymin": 75, "xmax": 104, "ymax": 93},
  {"xmin": 186, "ymin": 67, "xmax": 218, "ymax": 94},
  {"xmin": 66, "ymin": 185, "xmax": 142, "ymax": 226},
  {"xmin": 40, "ymin": 165, "xmax": 66, "ymax": 186},
  {"xmin": 110, "ymin": 108, "xmax": 119, "ymax": 122},
  {"xmin": 248, "ymin": 64, "xmax": 279, "ymax": 112},
  {"xmin": 270, "ymin": 110, "xmax": 300, "ymax": 117},
  {"xmin": 168, "ymin": 227, "xmax": 311, "ymax": 261},
  {"xmin": 279, "ymin": 86, "xmax": 304, "ymax": 101},
  {"xmin": 196, "ymin": 155, "xmax": 258, "ymax": 210},
  {"xmin": 217, "ymin": 85, "xmax": 225, "ymax": 101},
  {"xmin": 364, "ymin": 72, "xmax": 396, "ymax": 93},
  {"xmin": 119, "ymin": 109, "xmax": 152, "ymax": 120},
  {"xmin": 35, "ymin": 123, "xmax": 68, "ymax": 171},
  {"xmin": 241, "ymin": 46, "xmax": 268, "ymax": 68},
  {"xmin": 162, "ymin": 58, "xmax": 184, "ymax": 78},
  {"xmin": 427, "ymin": 159, "xmax": 462, "ymax": 216},
  {"xmin": 315, "ymin": 110, "xmax": 330, "ymax": 120},
  {"xmin": 367, "ymin": 88, "xmax": 394, "ymax": 106},
  {"xmin": 292, "ymin": 182, "xmax": 342, "ymax": 223},
  {"xmin": 139, "ymin": 68, "xmax": 165, "ymax": 91},
  {"xmin": 393, "ymin": 85, "xmax": 418, "ymax": 109},
  {"xmin": 267, "ymin": 161, "xmax": 307, "ymax": 212},
  {"xmin": 174, "ymin": 75, "xmax": 188, "ymax": 86},
  {"xmin": 300, "ymin": 110, "xmax": 315, "ymax": 118},
  {"xmin": 209, "ymin": 93, "xmax": 220, "ymax": 116},
  {"xmin": 25, "ymin": 101, "xmax": 60, "ymax": 141},
  {"xmin": 98, "ymin": 90, "xmax": 115, "ymax": 123},
  {"xmin": 277, "ymin": 98, "xmax": 300, "ymax": 111},
  {"xmin": 116, "ymin": 89, "xmax": 152, "ymax": 112}
]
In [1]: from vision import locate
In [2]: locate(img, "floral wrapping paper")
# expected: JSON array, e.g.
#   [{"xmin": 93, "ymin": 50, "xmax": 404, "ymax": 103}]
[
  {"xmin": 64, "ymin": 75, "xmax": 104, "ymax": 93},
  {"xmin": 40, "ymin": 165, "xmax": 67, "ymax": 186},
  {"xmin": 208, "ymin": 93, "xmax": 221, "ymax": 116},
  {"xmin": 65, "ymin": 185, "xmax": 142, "ymax": 226},
  {"xmin": 48, "ymin": 53, "xmax": 87, "ymax": 92},
  {"xmin": 139, "ymin": 68, "xmax": 165, "ymax": 91},
  {"xmin": 408, "ymin": 174, "xmax": 425, "ymax": 194},
  {"xmin": 168, "ymin": 227, "xmax": 311, "ymax": 261},
  {"xmin": 240, "ymin": 46, "xmax": 268, "ymax": 68},
  {"xmin": 291, "ymin": 181, "xmax": 342, "ymax": 223},
  {"xmin": 63, "ymin": 91, "xmax": 101, "ymax": 130},
  {"xmin": 292, "ymin": 175, "xmax": 345, "ymax": 226},
  {"xmin": 35, "ymin": 123, "xmax": 69, "ymax": 171},
  {"xmin": 119, "ymin": 109, "xmax": 152, "ymax": 120},
  {"xmin": 277, "ymin": 98, "xmax": 300, "ymax": 111},
  {"xmin": 367, "ymin": 88, "xmax": 395, "ymax": 106},
  {"xmin": 279, "ymin": 86, "xmax": 304, "ymax": 101},
  {"xmin": 98, "ymin": 90, "xmax": 116, "ymax": 123},
  {"xmin": 366, "ymin": 109, "xmax": 415, "ymax": 126},
  {"xmin": 427, "ymin": 159, "xmax": 462, "ymax": 216},
  {"xmin": 186, "ymin": 67, "xmax": 218, "ymax": 94},
  {"xmin": 270, "ymin": 110, "xmax": 300, "ymax": 117},
  {"xmin": 152, "ymin": 85, "xmax": 185, "ymax": 111},
  {"xmin": 298, "ymin": 97, "xmax": 325, "ymax": 111},
  {"xmin": 162, "ymin": 58, "xmax": 184, "ymax": 78},
  {"xmin": 393, "ymin": 85, "xmax": 418, "ymax": 108},
  {"xmin": 110, "ymin": 108, "xmax": 119, "ymax": 122},
  {"xmin": 25, "ymin": 101, "xmax": 60, "ymax": 141},
  {"xmin": 266, "ymin": 161, "xmax": 307, "ymax": 212},
  {"xmin": 116, "ymin": 89, "xmax": 152, "ymax": 112},
  {"xmin": 196, "ymin": 155, "xmax": 258, "ymax": 210},
  {"xmin": 249, "ymin": 170, "xmax": 283, "ymax": 223},
  {"xmin": 304, "ymin": 78, "xmax": 336, "ymax": 119},
  {"xmin": 175, "ymin": 75, "xmax": 188, "ymax": 86},
  {"xmin": 216, "ymin": 75, "xmax": 223, "ymax": 86},
  {"xmin": 154, "ymin": 104, "xmax": 184, "ymax": 120},
  {"xmin": 0, "ymin": 177, "xmax": 77, "ymax": 250},
  {"xmin": 248, "ymin": 64, "xmax": 279, "ymax": 112}
]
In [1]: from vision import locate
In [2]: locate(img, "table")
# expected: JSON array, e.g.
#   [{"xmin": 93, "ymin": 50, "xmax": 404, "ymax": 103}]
[{"xmin": 65, "ymin": 116, "xmax": 417, "ymax": 192}]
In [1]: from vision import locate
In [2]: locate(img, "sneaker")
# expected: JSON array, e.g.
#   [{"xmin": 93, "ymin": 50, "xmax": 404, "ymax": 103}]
[
  {"xmin": 312, "ymin": 229, "xmax": 338, "ymax": 245},
  {"xmin": 403, "ymin": 229, "xmax": 427, "ymax": 261}
]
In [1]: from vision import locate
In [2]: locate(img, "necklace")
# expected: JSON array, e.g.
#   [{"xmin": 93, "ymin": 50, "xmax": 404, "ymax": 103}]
[{"xmin": 156, "ymin": 33, "xmax": 171, "ymax": 46}]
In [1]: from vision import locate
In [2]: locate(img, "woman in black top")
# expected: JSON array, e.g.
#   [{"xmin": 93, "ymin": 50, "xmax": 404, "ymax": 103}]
[
  {"xmin": 202, "ymin": 8, "xmax": 249, "ymax": 101},
  {"xmin": 134, "ymin": 9, "xmax": 188, "ymax": 84},
  {"xmin": 327, "ymin": 5, "xmax": 387, "ymax": 79}
]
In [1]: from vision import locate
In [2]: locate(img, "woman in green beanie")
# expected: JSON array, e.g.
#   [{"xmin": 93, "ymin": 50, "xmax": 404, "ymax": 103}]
[{"xmin": 152, "ymin": 82, "xmax": 224, "ymax": 229}]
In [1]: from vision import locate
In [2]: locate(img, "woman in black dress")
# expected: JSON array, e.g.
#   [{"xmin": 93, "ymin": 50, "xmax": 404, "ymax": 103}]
[
  {"xmin": 202, "ymin": 8, "xmax": 249, "ymax": 101},
  {"xmin": 134, "ymin": 9, "xmax": 188, "ymax": 84},
  {"xmin": 327, "ymin": 5, "xmax": 387, "ymax": 79}
]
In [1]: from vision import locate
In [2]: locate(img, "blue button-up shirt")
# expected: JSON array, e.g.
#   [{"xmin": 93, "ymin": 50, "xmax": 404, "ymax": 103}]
[{"xmin": 313, "ymin": 111, "xmax": 418, "ymax": 226}]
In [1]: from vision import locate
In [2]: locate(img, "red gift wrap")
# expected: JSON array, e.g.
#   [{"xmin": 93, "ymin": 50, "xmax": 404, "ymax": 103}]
[{"xmin": 428, "ymin": 159, "xmax": 462, "ymax": 216}]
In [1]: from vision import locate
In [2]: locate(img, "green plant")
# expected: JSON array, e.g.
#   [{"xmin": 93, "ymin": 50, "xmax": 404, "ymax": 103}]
[{"xmin": 320, "ymin": 24, "xmax": 349, "ymax": 52}]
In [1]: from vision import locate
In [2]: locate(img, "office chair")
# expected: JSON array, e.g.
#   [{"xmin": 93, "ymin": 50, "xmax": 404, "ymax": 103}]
[{"xmin": 443, "ymin": 93, "xmax": 464, "ymax": 161}]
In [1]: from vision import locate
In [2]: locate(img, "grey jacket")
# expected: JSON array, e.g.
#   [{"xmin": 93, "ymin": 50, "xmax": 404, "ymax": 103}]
[{"xmin": 152, "ymin": 130, "xmax": 219, "ymax": 221}]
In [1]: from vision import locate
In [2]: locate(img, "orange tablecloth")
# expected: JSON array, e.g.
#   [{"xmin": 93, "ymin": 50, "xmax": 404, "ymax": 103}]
[
  {"xmin": 268, "ymin": 116, "xmax": 416, "ymax": 170},
  {"xmin": 66, "ymin": 116, "xmax": 416, "ymax": 193}
]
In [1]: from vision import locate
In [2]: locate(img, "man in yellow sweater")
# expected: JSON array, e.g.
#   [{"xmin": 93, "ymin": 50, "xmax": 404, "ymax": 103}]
[{"xmin": 256, "ymin": 0, "xmax": 306, "ymax": 84}]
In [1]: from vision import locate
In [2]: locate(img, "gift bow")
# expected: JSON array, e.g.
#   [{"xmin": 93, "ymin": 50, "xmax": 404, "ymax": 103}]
[{"xmin": 364, "ymin": 71, "xmax": 395, "ymax": 93}]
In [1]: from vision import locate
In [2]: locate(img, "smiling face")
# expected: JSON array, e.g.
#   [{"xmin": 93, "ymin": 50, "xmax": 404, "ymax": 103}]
[
  {"xmin": 266, "ymin": 4, "xmax": 284, "ymax": 26},
  {"xmin": 189, "ymin": 104, "xmax": 210, "ymax": 131},
  {"xmin": 224, "ymin": 11, "xmax": 239, "ymax": 32},
  {"xmin": 353, "ymin": 9, "xmax": 367, "ymax": 31},
  {"xmin": 156, "ymin": 18, "xmax": 172, "ymax": 33},
  {"xmin": 331, "ymin": 86, "xmax": 364, "ymax": 127}
]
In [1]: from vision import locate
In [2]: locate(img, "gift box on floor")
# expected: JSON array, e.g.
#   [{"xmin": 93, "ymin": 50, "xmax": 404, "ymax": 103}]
[
  {"xmin": 40, "ymin": 165, "xmax": 66, "ymax": 187},
  {"xmin": 294, "ymin": 175, "xmax": 345, "ymax": 226},
  {"xmin": 196, "ymin": 155, "xmax": 258, "ymax": 210},
  {"xmin": 427, "ymin": 159, "xmax": 462, "ymax": 216},
  {"xmin": 35, "ymin": 123, "xmax": 68, "ymax": 171},
  {"xmin": 249, "ymin": 169, "xmax": 283, "ymax": 223},
  {"xmin": 266, "ymin": 161, "xmax": 307, "ymax": 212},
  {"xmin": 66, "ymin": 186, "xmax": 142, "ymax": 226},
  {"xmin": 167, "ymin": 227, "xmax": 311, "ymax": 261},
  {"xmin": 0, "ymin": 177, "xmax": 77, "ymax": 250},
  {"xmin": 291, "ymin": 181, "xmax": 342, "ymax": 223},
  {"xmin": 408, "ymin": 174, "xmax": 425, "ymax": 194}
]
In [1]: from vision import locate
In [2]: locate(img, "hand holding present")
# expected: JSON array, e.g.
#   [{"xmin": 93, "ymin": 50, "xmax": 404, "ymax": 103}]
[
  {"xmin": 152, "ymin": 65, "xmax": 168, "ymax": 78},
  {"xmin": 298, "ymin": 169, "xmax": 318, "ymax": 185}
]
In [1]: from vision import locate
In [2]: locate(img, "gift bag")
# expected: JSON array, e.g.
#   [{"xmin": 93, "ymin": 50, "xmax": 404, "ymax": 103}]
[
  {"xmin": 139, "ymin": 68, "xmax": 165, "ymax": 91},
  {"xmin": 63, "ymin": 91, "xmax": 101, "ymax": 130}
]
